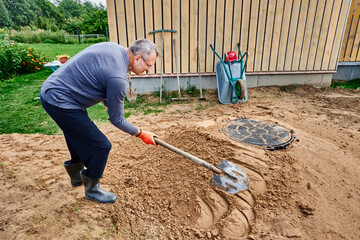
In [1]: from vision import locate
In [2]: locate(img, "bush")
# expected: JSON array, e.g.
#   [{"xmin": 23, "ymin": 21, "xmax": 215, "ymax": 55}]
[
  {"xmin": 83, "ymin": 37, "xmax": 106, "ymax": 44},
  {"xmin": 9, "ymin": 27, "xmax": 68, "ymax": 44},
  {"xmin": 0, "ymin": 38, "xmax": 49, "ymax": 80},
  {"xmin": 43, "ymin": 39, "xmax": 58, "ymax": 44}
]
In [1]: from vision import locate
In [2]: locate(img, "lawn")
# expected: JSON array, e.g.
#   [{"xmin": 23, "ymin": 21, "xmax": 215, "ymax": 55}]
[
  {"xmin": 0, "ymin": 43, "xmax": 107, "ymax": 135},
  {"xmin": 0, "ymin": 43, "xmax": 173, "ymax": 135},
  {"xmin": 30, "ymin": 43, "xmax": 93, "ymax": 61}
]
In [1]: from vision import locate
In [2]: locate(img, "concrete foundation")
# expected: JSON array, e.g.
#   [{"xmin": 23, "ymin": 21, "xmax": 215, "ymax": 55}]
[
  {"xmin": 131, "ymin": 73, "xmax": 333, "ymax": 94},
  {"xmin": 332, "ymin": 62, "xmax": 360, "ymax": 81}
]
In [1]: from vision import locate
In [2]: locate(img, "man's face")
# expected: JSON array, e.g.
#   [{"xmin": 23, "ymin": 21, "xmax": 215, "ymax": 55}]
[{"xmin": 132, "ymin": 52, "xmax": 157, "ymax": 75}]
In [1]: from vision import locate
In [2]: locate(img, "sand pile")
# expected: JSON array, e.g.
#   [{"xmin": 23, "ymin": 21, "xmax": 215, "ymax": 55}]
[{"xmin": 1, "ymin": 86, "xmax": 359, "ymax": 239}]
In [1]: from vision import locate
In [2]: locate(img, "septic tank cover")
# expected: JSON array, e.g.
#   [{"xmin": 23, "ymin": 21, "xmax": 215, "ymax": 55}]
[{"xmin": 219, "ymin": 118, "xmax": 295, "ymax": 150}]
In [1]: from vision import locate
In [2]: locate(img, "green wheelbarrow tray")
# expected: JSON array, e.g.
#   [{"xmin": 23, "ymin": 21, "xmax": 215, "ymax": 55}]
[
  {"xmin": 215, "ymin": 62, "xmax": 248, "ymax": 104},
  {"xmin": 210, "ymin": 44, "xmax": 249, "ymax": 104}
]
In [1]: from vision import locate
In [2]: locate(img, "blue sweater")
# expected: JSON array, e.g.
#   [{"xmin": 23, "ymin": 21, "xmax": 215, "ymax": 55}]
[{"xmin": 40, "ymin": 42, "xmax": 138, "ymax": 135}]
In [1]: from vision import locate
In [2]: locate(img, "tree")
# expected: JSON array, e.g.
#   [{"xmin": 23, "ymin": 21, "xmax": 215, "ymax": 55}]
[
  {"xmin": 57, "ymin": 0, "xmax": 85, "ymax": 19},
  {"xmin": 1, "ymin": 0, "xmax": 109, "ymax": 35},
  {"xmin": 5, "ymin": 0, "xmax": 41, "ymax": 28},
  {"xmin": 81, "ymin": 9, "xmax": 108, "ymax": 34},
  {"xmin": 35, "ymin": 0, "xmax": 62, "ymax": 20},
  {"xmin": 34, "ymin": 0, "xmax": 63, "ymax": 30},
  {"xmin": 62, "ymin": 0, "xmax": 108, "ymax": 35},
  {"xmin": 63, "ymin": 16, "xmax": 83, "ymax": 34},
  {"xmin": 0, "ymin": 0, "xmax": 13, "ymax": 28},
  {"xmin": 83, "ymin": 0, "xmax": 105, "ymax": 12}
]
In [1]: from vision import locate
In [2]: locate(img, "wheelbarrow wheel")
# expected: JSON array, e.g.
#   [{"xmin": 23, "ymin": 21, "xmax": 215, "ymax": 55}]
[{"xmin": 235, "ymin": 79, "xmax": 246, "ymax": 100}]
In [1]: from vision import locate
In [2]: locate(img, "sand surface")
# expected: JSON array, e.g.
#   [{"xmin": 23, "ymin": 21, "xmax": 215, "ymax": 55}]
[{"xmin": 1, "ymin": 86, "xmax": 359, "ymax": 239}]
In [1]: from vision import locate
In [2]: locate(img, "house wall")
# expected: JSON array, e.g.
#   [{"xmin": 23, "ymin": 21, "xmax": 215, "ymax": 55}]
[
  {"xmin": 335, "ymin": 0, "xmax": 360, "ymax": 81},
  {"xmin": 339, "ymin": 0, "xmax": 360, "ymax": 62},
  {"xmin": 106, "ymin": 0, "xmax": 351, "ymax": 87}
]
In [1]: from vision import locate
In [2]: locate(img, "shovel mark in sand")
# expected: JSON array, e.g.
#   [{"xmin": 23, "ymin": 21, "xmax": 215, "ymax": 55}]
[
  {"xmin": 193, "ymin": 192, "xmax": 228, "ymax": 229},
  {"xmin": 192, "ymin": 190, "xmax": 252, "ymax": 236},
  {"xmin": 228, "ymin": 156, "xmax": 268, "ymax": 195},
  {"xmin": 192, "ymin": 165, "xmax": 261, "ymax": 238},
  {"xmin": 235, "ymin": 191, "xmax": 256, "ymax": 224},
  {"xmin": 222, "ymin": 209, "xmax": 250, "ymax": 237},
  {"xmin": 194, "ymin": 196, "xmax": 214, "ymax": 229},
  {"xmin": 240, "ymin": 165, "xmax": 267, "ymax": 195},
  {"xmin": 205, "ymin": 150, "xmax": 267, "ymax": 238}
]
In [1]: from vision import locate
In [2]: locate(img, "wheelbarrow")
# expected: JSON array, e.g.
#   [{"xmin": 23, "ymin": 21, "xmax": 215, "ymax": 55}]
[{"xmin": 210, "ymin": 43, "xmax": 249, "ymax": 104}]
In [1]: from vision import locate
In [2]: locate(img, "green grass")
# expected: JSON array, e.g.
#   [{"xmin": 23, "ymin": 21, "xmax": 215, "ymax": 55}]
[
  {"xmin": 0, "ymin": 68, "xmax": 156, "ymax": 134},
  {"xmin": 0, "ymin": 69, "xmax": 59, "ymax": 134},
  {"xmin": 0, "ymin": 43, "xmax": 212, "ymax": 135},
  {"xmin": 0, "ymin": 43, "xmax": 100, "ymax": 135},
  {"xmin": 0, "ymin": 64, "xmax": 174, "ymax": 134},
  {"xmin": 0, "ymin": 67, "xmax": 155, "ymax": 134},
  {"xmin": 331, "ymin": 79, "xmax": 360, "ymax": 89},
  {"xmin": 29, "ymin": 43, "xmax": 93, "ymax": 61}
]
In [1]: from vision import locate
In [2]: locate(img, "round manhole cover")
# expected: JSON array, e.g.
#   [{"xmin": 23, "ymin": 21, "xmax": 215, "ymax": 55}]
[{"xmin": 219, "ymin": 118, "xmax": 295, "ymax": 150}]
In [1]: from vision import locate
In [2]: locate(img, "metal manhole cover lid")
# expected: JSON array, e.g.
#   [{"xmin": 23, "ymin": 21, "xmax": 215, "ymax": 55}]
[{"xmin": 219, "ymin": 118, "xmax": 295, "ymax": 150}]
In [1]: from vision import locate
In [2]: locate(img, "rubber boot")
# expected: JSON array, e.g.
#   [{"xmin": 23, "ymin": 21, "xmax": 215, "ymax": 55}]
[
  {"xmin": 80, "ymin": 170, "xmax": 117, "ymax": 203},
  {"xmin": 63, "ymin": 160, "xmax": 84, "ymax": 187}
]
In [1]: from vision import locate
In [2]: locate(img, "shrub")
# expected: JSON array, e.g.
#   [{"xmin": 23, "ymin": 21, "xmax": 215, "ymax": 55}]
[
  {"xmin": 0, "ymin": 38, "xmax": 49, "ymax": 80},
  {"xmin": 83, "ymin": 37, "xmax": 106, "ymax": 44},
  {"xmin": 9, "ymin": 27, "xmax": 68, "ymax": 44},
  {"xmin": 20, "ymin": 47, "xmax": 48, "ymax": 74},
  {"xmin": 43, "ymin": 39, "xmax": 58, "ymax": 44}
]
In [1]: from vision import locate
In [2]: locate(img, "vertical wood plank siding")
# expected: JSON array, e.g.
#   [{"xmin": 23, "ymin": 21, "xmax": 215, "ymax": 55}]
[
  {"xmin": 106, "ymin": 0, "xmax": 351, "ymax": 74},
  {"xmin": 340, "ymin": 0, "xmax": 360, "ymax": 62}
]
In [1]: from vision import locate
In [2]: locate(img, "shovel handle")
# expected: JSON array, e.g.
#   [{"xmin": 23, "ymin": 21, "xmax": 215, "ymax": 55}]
[{"xmin": 155, "ymin": 138, "xmax": 223, "ymax": 174}]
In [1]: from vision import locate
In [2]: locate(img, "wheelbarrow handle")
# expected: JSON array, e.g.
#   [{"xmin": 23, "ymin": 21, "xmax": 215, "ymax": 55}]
[
  {"xmin": 210, "ymin": 44, "xmax": 224, "ymax": 63},
  {"xmin": 154, "ymin": 138, "xmax": 223, "ymax": 174}
]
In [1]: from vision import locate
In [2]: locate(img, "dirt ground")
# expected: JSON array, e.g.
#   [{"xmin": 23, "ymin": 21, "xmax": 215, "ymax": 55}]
[{"xmin": 1, "ymin": 86, "xmax": 359, "ymax": 240}]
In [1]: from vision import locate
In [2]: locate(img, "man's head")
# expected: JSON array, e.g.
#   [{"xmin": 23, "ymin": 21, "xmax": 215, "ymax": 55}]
[{"xmin": 127, "ymin": 39, "xmax": 159, "ymax": 75}]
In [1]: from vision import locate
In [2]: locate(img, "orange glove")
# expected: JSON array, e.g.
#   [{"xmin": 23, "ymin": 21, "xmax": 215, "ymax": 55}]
[{"xmin": 136, "ymin": 129, "xmax": 157, "ymax": 146}]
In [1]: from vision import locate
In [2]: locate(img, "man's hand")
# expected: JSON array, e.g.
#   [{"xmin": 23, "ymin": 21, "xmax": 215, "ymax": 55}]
[{"xmin": 136, "ymin": 129, "xmax": 157, "ymax": 146}]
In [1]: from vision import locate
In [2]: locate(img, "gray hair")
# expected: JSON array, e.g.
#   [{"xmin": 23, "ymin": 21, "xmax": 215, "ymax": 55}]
[{"xmin": 129, "ymin": 39, "xmax": 159, "ymax": 59}]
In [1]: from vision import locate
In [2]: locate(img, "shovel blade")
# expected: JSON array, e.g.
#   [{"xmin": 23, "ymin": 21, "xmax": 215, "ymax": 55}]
[
  {"xmin": 126, "ymin": 88, "xmax": 137, "ymax": 101},
  {"xmin": 212, "ymin": 160, "xmax": 249, "ymax": 194}
]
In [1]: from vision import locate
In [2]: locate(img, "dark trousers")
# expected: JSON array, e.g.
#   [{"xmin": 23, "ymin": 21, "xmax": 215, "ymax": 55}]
[{"xmin": 40, "ymin": 96, "xmax": 111, "ymax": 179}]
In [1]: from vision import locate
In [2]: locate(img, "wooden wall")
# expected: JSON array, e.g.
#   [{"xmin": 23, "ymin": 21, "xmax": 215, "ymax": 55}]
[
  {"xmin": 106, "ymin": 0, "xmax": 351, "ymax": 75},
  {"xmin": 339, "ymin": 0, "xmax": 360, "ymax": 62}
]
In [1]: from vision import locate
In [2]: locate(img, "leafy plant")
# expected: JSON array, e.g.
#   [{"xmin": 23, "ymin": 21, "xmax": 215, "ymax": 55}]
[
  {"xmin": 0, "ymin": 38, "xmax": 49, "ymax": 80},
  {"xmin": 186, "ymin": 85, "xmax": 200, "ymax": 97},
  {"xmin": 20, "ymin": 46, "xmax": 48, "ymax": 73},
  {"xmin": 152, "ymin": 87, "xmax": 179, "ymax": 103},
  {"xmin": 9, "ymin": 28, "xmax": 68, "ymax": 44},
  {"xmin": 331, "ymin": 79, "xmax": 360, "ymax": 89}
]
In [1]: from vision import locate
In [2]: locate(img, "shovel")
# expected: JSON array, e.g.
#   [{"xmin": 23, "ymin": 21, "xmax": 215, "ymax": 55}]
[
  {"xmin": 171, "ymin": 38, "xmax": 188, "ymax": 101},
  {"xmin": 197, "ymin": 46, "xmax": 206, "ymax": 100},
  {"xmin": 126, "ymin": 73, "xmax": 137, "ymax": 101},
  {"xmin": 154, "ymin": 138, "xmax": 249, "ymax": 194}
]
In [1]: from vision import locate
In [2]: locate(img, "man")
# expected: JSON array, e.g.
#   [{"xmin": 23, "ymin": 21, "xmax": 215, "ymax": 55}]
[{"xmin": 40, "ymin": 39, "xmax": 158, "ymax": 204}]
